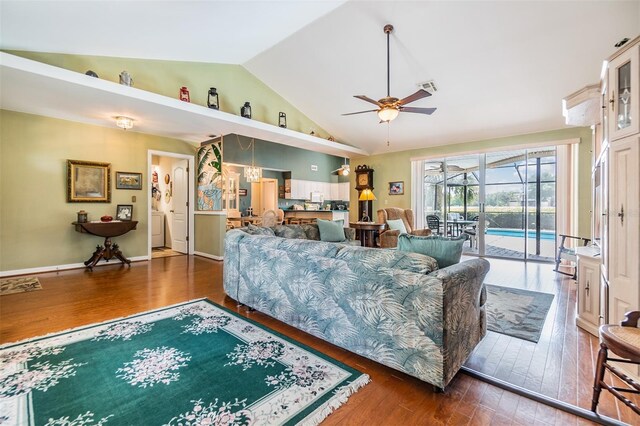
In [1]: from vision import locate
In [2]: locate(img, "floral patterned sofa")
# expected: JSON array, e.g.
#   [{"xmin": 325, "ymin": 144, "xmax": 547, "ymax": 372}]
[
  {"xmin": 235, "ymin": 223, "xmax": 359, "ymax": 245},
  {"xmin": 223, "ymin": 230, "xmax": 490, "ymax": 390}
]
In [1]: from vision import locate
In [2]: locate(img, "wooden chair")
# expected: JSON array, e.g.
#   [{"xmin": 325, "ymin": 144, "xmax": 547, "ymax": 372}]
[
  {"xmin": 261, "ymin": 210, "xmax": 277, "ymax": 228},
  {"xmin": 553, "ymin": 234, "xmax": 590, "ymax": 279},
  {"xmin": 591, "ymin": 311, "xmax": 640, "ymax": 416},
  {"xmin": 276, "ymin": 209, "xmax": 285, "ymax": 225}
]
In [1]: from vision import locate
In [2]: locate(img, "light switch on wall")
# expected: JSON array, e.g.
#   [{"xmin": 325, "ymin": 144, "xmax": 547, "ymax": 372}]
[{"xmin": 132, "ymin": 196, "xmax": 136, "ymax": 202}]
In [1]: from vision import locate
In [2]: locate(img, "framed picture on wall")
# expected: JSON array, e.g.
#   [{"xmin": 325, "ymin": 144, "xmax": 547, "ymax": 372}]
[
  {"xmin": 239, "ymin": 189, "xmax": 248, "ymax": 196},
  {"xmin": 116, "ymin": 204, "xmax": 133, "ymax": 221},
  {"xmin": 389, "ymin": 181, "xmax": 404, "ymax": 195},
  {"xmin": 67, "ymin": 160, "xmax": 111, "ymax": 202},
  {"xmin": 115, "ymin": 171, "xmax": 143, "ymax": 190}
]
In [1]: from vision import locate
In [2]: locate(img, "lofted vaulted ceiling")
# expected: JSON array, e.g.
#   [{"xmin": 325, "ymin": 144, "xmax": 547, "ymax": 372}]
[{"xmin": 1, "ymin": 1, "xmax": 639, "ymax": 155}]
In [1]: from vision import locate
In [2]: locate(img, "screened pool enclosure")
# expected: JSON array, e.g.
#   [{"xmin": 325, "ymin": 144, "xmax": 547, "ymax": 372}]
[{"xmin": 421, "ymin": 148, "xmax": 557, "ymax": 261}]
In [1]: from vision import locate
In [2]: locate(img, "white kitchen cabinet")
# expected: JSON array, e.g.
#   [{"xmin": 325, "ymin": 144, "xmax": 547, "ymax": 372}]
[
  {"xmin": 332, "ymin": 211, "xmax": 349, "ymax": 224},
  {"xmin": 330, "ymin": 183, "xmax": 339, "ymax": 200},
  {"xmin": 338, "ymin": 182, "xmax": 350, "ymax": 201},
  {"xmin": 151, "ymin": 211, "xmax": 165, "ymax": 248},
  {"xmin": 576, "ymin": 247, "xmax": 602, "ymax": 336}
]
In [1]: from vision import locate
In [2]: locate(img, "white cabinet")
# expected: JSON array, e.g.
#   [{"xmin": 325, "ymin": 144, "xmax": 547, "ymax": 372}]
[
  {"xmin": 576, "ymin": 247, "xmax": 602, "ymax": 336},
  {"xmin": 608, "ymin": 135, "xmax": 640, "ymax": 324},
  {"xmin": 338, "ymin": 182, "xmax": 350, "ymax": 201},
  {"xmin": 332, "ymin": 211, "xmax": 349, "ymax": 224},
  {"xmin": 607, "ymin": 42, "xmax": 639, "ymax": 141},
  {"xmin": 285, "ymin": 179, "xmax": 334, "ymax": 201},
  {"xmin": 330, "ymin": 183, "xmax": 339, "ymax": 200},
  {"xmin": 151, "ymin": 211, "xmax": 165, "ymax": 248}
]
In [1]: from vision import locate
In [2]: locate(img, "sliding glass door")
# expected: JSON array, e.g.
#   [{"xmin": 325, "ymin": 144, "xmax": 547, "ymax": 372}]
[{"xmin": 421, "ymin": 148, "xmax": 557, "ymax": 261}]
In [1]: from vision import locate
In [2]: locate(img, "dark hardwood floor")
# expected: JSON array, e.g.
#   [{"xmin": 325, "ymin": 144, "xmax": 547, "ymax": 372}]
[{"xmin": 0, "ymin": 256, "xmax": 635, "ymax": 424}]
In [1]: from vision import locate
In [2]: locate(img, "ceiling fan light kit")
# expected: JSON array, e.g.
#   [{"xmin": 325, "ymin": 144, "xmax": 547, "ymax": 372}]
[{"xmin": 343, "ymin": 23, "xmax": 437, "ymax": 123}]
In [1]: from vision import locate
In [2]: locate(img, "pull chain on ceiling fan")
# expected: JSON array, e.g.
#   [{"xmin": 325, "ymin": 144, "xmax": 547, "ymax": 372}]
[{"xmin": 343, "ymin": 24, "xmax": 437, "ymax": 122}]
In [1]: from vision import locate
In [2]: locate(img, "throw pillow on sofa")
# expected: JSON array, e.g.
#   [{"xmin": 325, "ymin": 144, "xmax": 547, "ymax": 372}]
[
  {"xmin": 386, "ymin": 218, "xmax": 408, "ymax": 234},
  {"xmin": 244, "ymin": 224, "xmax": 275, "ymax": 236},
  {"xmin": 316, "ymin": 219, "xmax": 346, "ymax": 242},
  {"xmin": 397, "ymin": 234, "xmax": 467, "ymax": 268},
  {"xmin": 273, "ymin": 224, "xmax": 307, "ymax": 239}
]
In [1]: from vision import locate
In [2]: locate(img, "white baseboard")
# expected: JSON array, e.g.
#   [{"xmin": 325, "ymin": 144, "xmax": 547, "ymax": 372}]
[
  {"xmin": 0, "ymin": 256, "xmax": 149, "ymax": 278},
  {"xmin": 193, "ymin": 251, "xmax": 223, "ymax": 261}
]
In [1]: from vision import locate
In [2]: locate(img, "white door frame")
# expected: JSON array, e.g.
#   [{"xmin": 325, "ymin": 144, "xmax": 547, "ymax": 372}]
[{"xmin": 147, "ymin": 150, "xmax": 195, "ymax": 258}]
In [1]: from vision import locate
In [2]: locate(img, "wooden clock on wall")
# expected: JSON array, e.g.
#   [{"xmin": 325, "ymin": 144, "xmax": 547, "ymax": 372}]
[{"xmin": 355, "ymin": 165, "xmax": 374, "ymax": 191}]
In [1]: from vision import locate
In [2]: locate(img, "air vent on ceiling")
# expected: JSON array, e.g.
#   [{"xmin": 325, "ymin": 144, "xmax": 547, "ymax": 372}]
[{"xmin": 418, "ymin": 80, "xmax": 438, "ymax": 94}]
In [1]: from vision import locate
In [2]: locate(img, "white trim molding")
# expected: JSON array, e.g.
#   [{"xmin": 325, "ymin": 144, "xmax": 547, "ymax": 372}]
[
  {"xmin": 410, "ymin": 138, "xmax": 580, "ymax": 162},
  {"xmin": 193, "ymin": 251, "xmax": 223, "ymax": 261},
  {"xmin": 0, "ymin": 256, "xmax": 149, "ymax": 278}
]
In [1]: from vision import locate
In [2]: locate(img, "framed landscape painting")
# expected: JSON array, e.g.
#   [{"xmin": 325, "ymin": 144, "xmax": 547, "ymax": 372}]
[
  {"xmin": 115, "ymin": 171, "xmax": 143, "ymax": 190},
  {"xmin": 67, "ymin": 160, "xmax": 111, "ymax": 202}
]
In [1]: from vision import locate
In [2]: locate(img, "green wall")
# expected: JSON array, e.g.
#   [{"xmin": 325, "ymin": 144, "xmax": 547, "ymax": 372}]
[
  {"xmin": 6, "ymin": 50, "xmax": 331, "ymax": 139},
  {"xmin": 0, "ymin": 51, "xmax": 340, "ymax": 270},
  {"xmin": 0, "ymin": 110, "xmax": 195, "ymax": 271},
  {"xmin": 350, "ymin": 127, "xmax": 593, "ymax": 238},
  {"xmin": 194, "ymin": 214, "xmax": 226, "ymax": 258},
  {"xmin": 223, "ymin": 135, "xmax": 344, "ymax": 182}
]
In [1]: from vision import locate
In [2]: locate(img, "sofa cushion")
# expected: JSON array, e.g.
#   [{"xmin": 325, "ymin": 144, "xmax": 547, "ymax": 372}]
[
  {"xmin": 386, "ymin": 218, "xmax": 408, "ymax": 234},
  {"xmin": 317, "ymin": 219, "xmax": 346, "ymax": 242},
  {"xmin": 335, "ymin": 245, "xmax": 438, "ymax": 274},
  {"xmin": 398, "ymin": 234, "xmax": 467, "ymax": 268},
  {"xmin": 273, "ymin": 224, "xmax": 307, "ymax": 239},
  {"xmin": 301, "ymin": 224, "xmax": 321, "ymax": 241},
  {"xmin": 244, "ymin": 223, "xmax": 275, "ymax": 236}
]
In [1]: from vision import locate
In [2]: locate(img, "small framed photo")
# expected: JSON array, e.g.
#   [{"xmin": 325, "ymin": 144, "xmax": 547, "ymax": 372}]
[
  {"xmin": 67, "ymin": 160, "xmax": 111, "ymax": 202},
  {"xmin": 115, "ymin": 171, "xmax": 143, "ymax": 190},
  {"xmin": 116, "ymin": 204, "xmax": 133, "ymax": 221},
  {"xmin": 239, "ymin": 188, "xmax": 248, "ymax": 197},
  {"xmin": 389, "ymin": 181, "xmax": 404, "ymax": 195}
]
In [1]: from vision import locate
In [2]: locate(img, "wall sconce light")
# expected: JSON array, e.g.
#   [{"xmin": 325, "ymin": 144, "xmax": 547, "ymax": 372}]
[
  {"xmin": 241, "ymin": 102, "xmax": 252, "ymax": 119},
  {"xmin": 115, "ymin": 116, "xmax": 134, "ymax": 130},
  {"xmin": 278, "ymin": 112, "xmax": 287, "ymax": 128},
  {"xmin": 207, "ymin": 87, "xmax": 219, "ymax": 110}
]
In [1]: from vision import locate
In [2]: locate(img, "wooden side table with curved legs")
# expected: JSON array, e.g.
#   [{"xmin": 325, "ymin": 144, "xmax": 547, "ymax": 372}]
[{"xmin": 73, "ymin": 221, "xmax": 138, "ymax": 269}]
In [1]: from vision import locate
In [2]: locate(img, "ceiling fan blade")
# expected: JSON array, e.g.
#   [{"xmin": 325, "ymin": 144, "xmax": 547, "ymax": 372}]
[
  {"xmin": 400, "ymin": 106, "xmax": 437, "ymax": 115},
  {"xmin": 354, "ymin": 95, "xmax": 382, "ymax": 106},
  {"xmin": 342, "ymin": 109, "xmax": 378, "ymax": 116},
  {"xmin": 398, "ymin": 89, "xmax": 432, "ymax": 106}
]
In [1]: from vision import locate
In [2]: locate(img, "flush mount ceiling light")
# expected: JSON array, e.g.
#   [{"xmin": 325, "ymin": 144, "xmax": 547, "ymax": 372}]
[{"xmin": 115, "ymin": 116, "xmax": 134, "ymax": 130}]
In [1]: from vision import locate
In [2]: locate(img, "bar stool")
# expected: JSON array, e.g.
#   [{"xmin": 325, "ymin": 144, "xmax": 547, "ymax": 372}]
[
  {"xmin": 289, "ymin": 218, "xmax": 302, "ymax": 225},
  {"xmin": 591, "ymin": 311, "xmax": 640, "ymax": 415}
]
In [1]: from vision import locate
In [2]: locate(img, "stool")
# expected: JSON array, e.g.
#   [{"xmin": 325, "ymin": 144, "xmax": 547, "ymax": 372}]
[
  {"xmin": 288, "ymin": 218, "xmax": 302, "ymax": 225},
  {"xmin": 591, "ymin": 311, "xmax": 640, "ymax": 416}
]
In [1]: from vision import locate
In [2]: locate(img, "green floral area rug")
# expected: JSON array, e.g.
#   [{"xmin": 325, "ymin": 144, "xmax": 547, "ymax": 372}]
[
  {"xmin": 485, "ymin": 284, "xmax": 555, "ymax": 343},
  {"xmin": 0, "ymin": 277, "xmax": 42, "ymax": 296},
  {"xmin": 0, "ymin": 299, "xmax": 369, "ymax": 425}
]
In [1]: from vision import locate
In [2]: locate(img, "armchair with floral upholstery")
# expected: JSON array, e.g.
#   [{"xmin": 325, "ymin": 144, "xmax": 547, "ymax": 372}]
[{"xmin": 377, "ymin": 207, "xmax": 432, "ymax": 248}]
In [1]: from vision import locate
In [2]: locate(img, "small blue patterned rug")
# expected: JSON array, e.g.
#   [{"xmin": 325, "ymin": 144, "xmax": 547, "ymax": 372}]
[
  {"xmin": 0, "ymin": 299, "xmax": 369, "ymax": 425},
  {"xmin": 485, "ymin": 284, "xmax": 555, "ymax": 343}
]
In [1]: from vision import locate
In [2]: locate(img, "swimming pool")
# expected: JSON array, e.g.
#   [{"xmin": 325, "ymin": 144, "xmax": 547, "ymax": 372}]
[{"xmin": 486, "ymin": 229, "xmax": 556, "ymax": 241}]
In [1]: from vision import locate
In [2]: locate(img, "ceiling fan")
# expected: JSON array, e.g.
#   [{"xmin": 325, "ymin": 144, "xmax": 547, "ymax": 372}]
[
  {"xmin": 343, "ymin": 24, "xmax": 437, "ymax": 122},
  {"xmin": 332, "ymin": 159, "xmax": 350, "ymax": 176},
  {"xmin": 424, "ymin": 162, "xmax": 464, "ymax": 174}
]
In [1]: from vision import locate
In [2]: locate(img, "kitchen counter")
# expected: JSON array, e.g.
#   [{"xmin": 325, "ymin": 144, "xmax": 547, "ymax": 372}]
[{"xmin": 284, "ymin": 210, "xmax": 350, "ymax": 222}]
